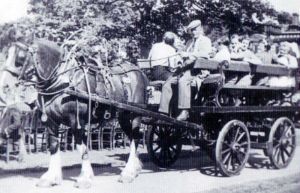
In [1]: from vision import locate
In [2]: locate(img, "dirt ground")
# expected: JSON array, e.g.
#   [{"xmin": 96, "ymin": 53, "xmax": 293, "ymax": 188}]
[
  {"xmin": 199, "ymin": 173, "xmax": 300, "ymax": 193},
  {"xmin": 0, "ymin": 130, "xmax": 299, "ymax": 193}
]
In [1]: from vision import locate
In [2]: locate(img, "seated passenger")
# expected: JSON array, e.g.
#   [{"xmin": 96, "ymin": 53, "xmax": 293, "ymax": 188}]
[
  {"xmin": 268, "ymin": 41, "xmax": 298, "ymax": 87},
  {"xmin": 213, "ymin": 37, "xmax": 231, "ymax": 62},
  {"xmin": 159, "ymin": 20, "xmax": 212, "ymax": 121},
  {"xmin": 231, "ymin": 36, "xmax": 263, "ymax": 65},
  {"xmin": 225, "ymin": 35, "xmax": 241, "ymax": 85},
  {"xmin": 255, "ymin": 40, "xmax": 273, "ymax": 65},
  {"xmin": 289, "ymin": 42, "xmax": 300, "ymax": 65},
  {"xmin": 272, "ymin": 41, "xmax": 298, "ymax": 68},
  {"xmin": 148, "ymin": 32, "xmax": 180, "ymax": 81},
  {"xmin": 232, "ymin": 36, "xmax": 263, "ymax": 86},
  {"xmin": 289, "ymin": 42, "xmax": 300, "ymax": 56},
  {"xmin": 229, "ymin": 34, "xmax": 241, "ymax": 55},
  {"xmin": 254, "ymin": 40, "xmax": 273, "ymax": 86}
]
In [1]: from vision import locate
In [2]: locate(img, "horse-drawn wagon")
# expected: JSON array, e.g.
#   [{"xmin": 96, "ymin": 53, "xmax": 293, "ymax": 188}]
[
  {"xmin": 66, "ymin": 57, "xmax": 299, "ymax": 177},
  {"xmin": 143, "ymin": 58, "xmax": 299, "ymax": 176},
  {"xmin": 1, "ymin": 41, "xmax": 299, "ymax": 187}
]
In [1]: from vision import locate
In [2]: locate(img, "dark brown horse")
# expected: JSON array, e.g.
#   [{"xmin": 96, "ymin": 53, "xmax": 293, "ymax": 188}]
[{"xmin": 19, "ymin": 40, "xmax": 148, "ymax": 188}]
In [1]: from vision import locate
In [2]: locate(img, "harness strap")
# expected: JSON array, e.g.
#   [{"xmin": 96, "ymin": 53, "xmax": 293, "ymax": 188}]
[
  {"xmin": 82, "ymin": 67, "xmax": 92, "ymax": 149},
  {"xmin": 41, "ymin": 96, "xmax": 48, "ymax": 122},
  {"xmin": 76, "ymin": 98, "xmax": 81, "ymax": 129},
  {"xmin": 100, "ymin": 67, "xmax": 115, "ymax": 99}
]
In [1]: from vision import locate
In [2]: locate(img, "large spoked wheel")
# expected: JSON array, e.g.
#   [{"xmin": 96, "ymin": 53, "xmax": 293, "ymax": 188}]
[
  {"xmin": 146, "ymin": 125, "xmax": 182, "ymax": 168},
  {"xmin": 267, "ymin": 117, "xmax": 296, "ymax": 169},
  {"xmin": 215, "ymin": 120, "xmax": 251, "ymax": 176}
]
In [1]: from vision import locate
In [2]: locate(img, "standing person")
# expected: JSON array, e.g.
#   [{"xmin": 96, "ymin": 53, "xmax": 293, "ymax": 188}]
[
  {"xmin": 158, "ymin": 20, "xmax": 212, "ymax": 121},
  {"xmin": 148, "ymin": 32, "xmax": 180, "ymax": 81}
]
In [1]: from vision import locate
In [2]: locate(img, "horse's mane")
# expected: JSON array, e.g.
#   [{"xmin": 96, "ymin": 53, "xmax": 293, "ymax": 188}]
[{"xmin": 34, "ymin": 39, "xmax": 63, "ymax": 78}]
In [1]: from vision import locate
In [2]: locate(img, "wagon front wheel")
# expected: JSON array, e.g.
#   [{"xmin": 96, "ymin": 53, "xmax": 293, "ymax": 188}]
[
  {"xmin": 215, "ymin": 120, "xmax": 250, "ymax": 176},
  {"xmin": 267, "ymin": 117, "xmax": 296, "ymax": 169},
  {"xmin": 146, "ymin": 125, "xmax": 182, "ymax": 168}
]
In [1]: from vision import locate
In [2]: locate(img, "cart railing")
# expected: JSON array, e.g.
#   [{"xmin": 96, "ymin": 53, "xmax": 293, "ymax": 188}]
[{"xmin": 138, "ymin": 58, "xmax": 297, "ymax": 76}]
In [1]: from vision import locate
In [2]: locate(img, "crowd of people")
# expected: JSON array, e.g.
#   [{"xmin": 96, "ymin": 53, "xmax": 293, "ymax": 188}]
[{"xmin": 148, "ymin": 19, "xmax": 300, "ymax": 120}]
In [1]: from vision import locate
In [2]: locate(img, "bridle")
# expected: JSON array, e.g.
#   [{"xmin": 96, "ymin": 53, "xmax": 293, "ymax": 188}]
[
  {"xmin": 4, "ymin": 42, "xmax": 33, "ymax": 82},
  {"xmin": 17, "ymin": 43, "xmax": 83, "ymax": 95},
  {"xmin": 17, "ymin": 43, "xmax": 67, "ymax": 87}
]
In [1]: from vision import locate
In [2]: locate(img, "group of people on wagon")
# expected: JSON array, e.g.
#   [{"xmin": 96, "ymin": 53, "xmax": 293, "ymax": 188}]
[{"xmin": 147, "ymin": 19, "xmax": 300, "ymax": 121}]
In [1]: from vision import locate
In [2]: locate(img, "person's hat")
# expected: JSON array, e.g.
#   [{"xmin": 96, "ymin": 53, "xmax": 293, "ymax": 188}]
[{"xmin": 186, "ymin": 20, "xmax": 202, "ymax": 32}]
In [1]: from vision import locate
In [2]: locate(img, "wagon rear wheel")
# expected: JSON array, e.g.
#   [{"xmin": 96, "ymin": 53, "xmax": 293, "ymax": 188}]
[
  {"xmin": 215, "ymin": 120, "xmax": 250, "ymax": 176},
  {"xmin": 267, "ymin": 117, "xmax": 296, "ymax": 169},
  {"xmin": 146, "ymin": 125, "xmax": 182, "ymax": 168}
]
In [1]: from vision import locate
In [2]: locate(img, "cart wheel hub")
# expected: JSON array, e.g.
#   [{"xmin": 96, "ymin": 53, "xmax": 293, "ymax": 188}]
[
  {"xmin": 280, "ymin": 139, "xmax": 289, "ymax": 147},
  {"xmin": 231, "ymin": 143, "xmax": 240, "ymax": 151}
]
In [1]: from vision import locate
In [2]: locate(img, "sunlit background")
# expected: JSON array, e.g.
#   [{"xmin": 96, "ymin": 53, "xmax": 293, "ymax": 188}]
[
  {"xmin": 0, "ymin": 0, "xmax": 299, "ymax": 24},
  {"xmin": 268, "ymin": 0, "xmax": 300, "ymax": 14},
  {"xmin": 0, "ymin": 0, "xmax": 30, "ymax": 24}
]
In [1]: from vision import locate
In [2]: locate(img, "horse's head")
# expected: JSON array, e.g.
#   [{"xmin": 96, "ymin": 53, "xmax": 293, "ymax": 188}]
[{"xmin": 18, "ymin": 39, "xmax": 63, "ymax": 82}]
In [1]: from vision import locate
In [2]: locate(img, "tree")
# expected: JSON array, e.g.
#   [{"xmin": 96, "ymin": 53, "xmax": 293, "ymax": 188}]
[
  {"xmin": 2, "ymin": 0, "xmax": 291, "ymax": 58},
  {"xmin": 277, "ymin": 12, "xmax": 293, "ymax": 25}
]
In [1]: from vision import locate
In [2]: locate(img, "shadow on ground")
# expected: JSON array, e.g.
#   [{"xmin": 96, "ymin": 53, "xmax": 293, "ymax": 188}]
[
  {"xmin": 0, "ymin": 147, "xmax": 282, "ymax": 181},
  {"xmin": 107, "ymin": 148, "xmax": 277, "ymax": 178}
]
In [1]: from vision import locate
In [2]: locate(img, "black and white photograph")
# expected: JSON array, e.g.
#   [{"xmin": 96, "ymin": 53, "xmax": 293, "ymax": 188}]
[{"xmin": 0, "ymin": 0, "xmax": 299, "ymax": 193}]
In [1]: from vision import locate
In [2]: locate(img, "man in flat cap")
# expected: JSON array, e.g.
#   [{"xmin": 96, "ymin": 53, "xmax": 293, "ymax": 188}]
[{"xmin": 158, "ymin": 20, "xmax": 212, "ymax": 121}]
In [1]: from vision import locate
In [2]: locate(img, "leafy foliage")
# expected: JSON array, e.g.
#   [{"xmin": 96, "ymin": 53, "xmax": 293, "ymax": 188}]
[{"xmin": 0, "ymin": 0, "xmax": 295, "ymax": 59}]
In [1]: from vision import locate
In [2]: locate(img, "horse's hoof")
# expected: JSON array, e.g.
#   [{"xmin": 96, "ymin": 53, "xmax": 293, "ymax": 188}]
[
  {"xmin": 36, "ymin": 179, "xmax": 59, "ymax": 188},
  {"xmin": 118, "ymin": 175, "xmax": 135, "ymax": 183},
  {"xmin": 74, "ymin": 180, "xmax": 92, "ymax": 189}
]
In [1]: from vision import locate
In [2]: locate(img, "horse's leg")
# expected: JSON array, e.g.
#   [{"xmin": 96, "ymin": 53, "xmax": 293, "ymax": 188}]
[
  {"xmin": 73, "ymin": 127, "xmax": 94, "ymax": 189},
  {"xmin": 118, "ymin": 114, "xmax": 142, "ymax": 183},
  {"xmin": 36, "ymin": 134, "xmax": 62, "ymax": 187}
]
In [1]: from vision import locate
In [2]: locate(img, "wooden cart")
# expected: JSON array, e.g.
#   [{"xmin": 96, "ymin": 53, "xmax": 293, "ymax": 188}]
[{"xmin": 65, "ymin": 58, "xmax": 299, "ymax": 176}]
